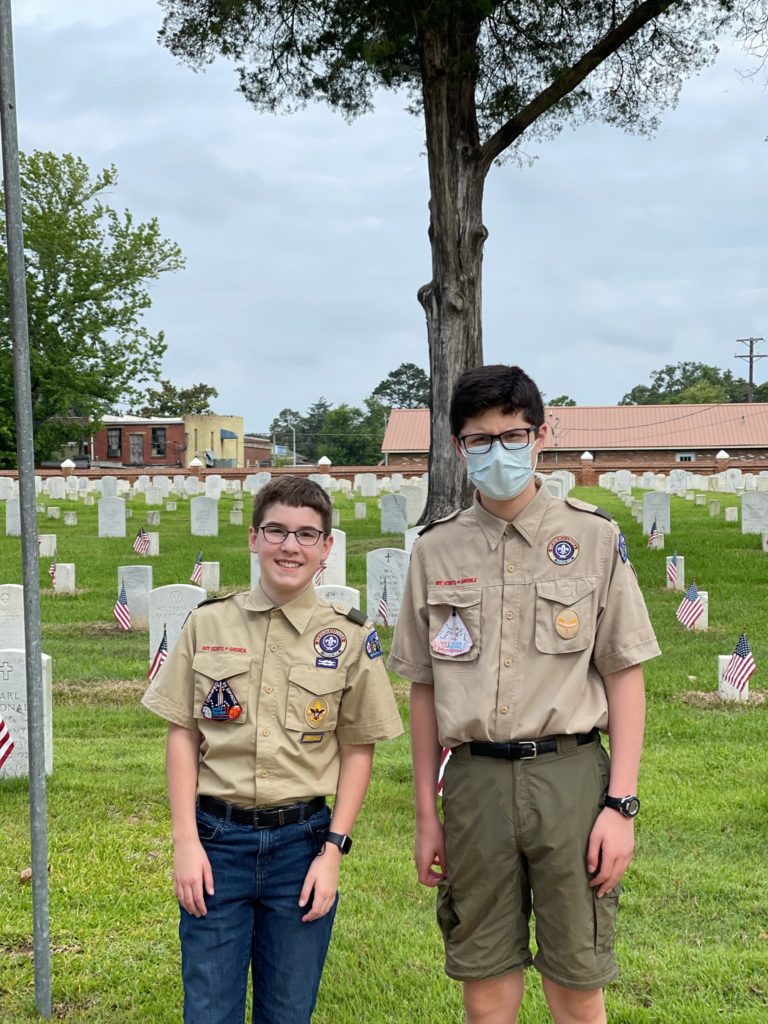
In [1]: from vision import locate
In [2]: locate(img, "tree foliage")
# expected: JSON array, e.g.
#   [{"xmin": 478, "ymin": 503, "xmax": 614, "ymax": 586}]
[
  {"xmin": 132, "ymin": 379, "xmax": 218, "ymax": 416},
  {"xmin": 0, "ymin": 151, "xmax": 184, "ymax": 465},
  {"xmin": 158, "ymin": 0, "xmax": 758, "ymax": 517},
  {"xmin": 371, "ymin": 362, "xmax": 430, "ymax": 409},
  {"xmin": 618, "ymin": 362, "xmax": 761, "ymax": 404},
  {"xmin": 267, "ymin": 394, "xmax": 387, "ymax": 465},
  {"xmin": 548, "ymin": 395, "xmax": 577, "ymax": 407}
]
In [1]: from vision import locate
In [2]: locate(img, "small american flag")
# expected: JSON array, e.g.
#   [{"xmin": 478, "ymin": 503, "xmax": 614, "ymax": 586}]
[
  {"xmin": 377, "ymin": 579, "xmax": 389, "ymax": 627},
  {"xmin": 722, "ymin": 632, "xmax": 756, "ymax": 692},
  {"xmin": 437, "ymin": 747, "xmax": 451, "ymax": 796},
  {"xmin": 133, "ymin": 526, "xmax": 150, "ymax": 555},
  {"xmin": 0, "ymin": 715, "xmax": 15, "ymax": 770},
  {"xmin": 190, "ymin": 551, "xmax": 203, "ymax": 585},
  {"xmin": 148, "ymin": 626, "xmax": 169, "ymax": 681},
  {"xmin": 647, "ymin": 519, "xmax": 661, "ymax": 548},
  {"xmin": 314, "ymin": 562, "xmax": 325, "ymax": 586},
  {"xmin": 48, "ymin": 560, "xmax": 56, "ymax": 586},
  {"xmin": 676, "ymin": 581, "xmax": 704, "ymax": 629},
  {"xmin": 113, "ymin": 579, "xmax": 132, "ymax": 631},
  {"xmin": 667, "ymin": 548, "xmax": 678, "ymax": 586}
]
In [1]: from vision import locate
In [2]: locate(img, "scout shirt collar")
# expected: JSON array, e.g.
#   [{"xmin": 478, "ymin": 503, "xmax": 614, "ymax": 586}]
[
  {"xmin": 471, "ymin": 477, "xmax": 553, "ymax": 550},
  {"xmin": 242, "ymin": 581, "xmax": 319, "ymax": 633}
]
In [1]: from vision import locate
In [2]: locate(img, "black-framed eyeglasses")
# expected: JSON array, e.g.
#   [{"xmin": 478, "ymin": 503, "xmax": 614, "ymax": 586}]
[
  {"xmin": 259, "ymin": 525, "xmax": 326, "ymax": 547},
  {"xmin": 459, "ymin": 427, "xmax": 539, "ymax": 455}
]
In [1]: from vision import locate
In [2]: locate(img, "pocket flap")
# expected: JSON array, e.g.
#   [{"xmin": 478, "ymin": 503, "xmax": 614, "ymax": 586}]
[
  {"xmin": 535, "ymin": 578, "xmax": 596, "ymax": 606},
  {"xmin": 288, "ymin": 664, "xmax": 346, "ymax": 696},
  {"xmin": 427, "ymin": 587, "xmax": 481, "ymax": 609},
  {"xmin": 192, "ymin": 652, "xmax": 252, "ymax": 680}
]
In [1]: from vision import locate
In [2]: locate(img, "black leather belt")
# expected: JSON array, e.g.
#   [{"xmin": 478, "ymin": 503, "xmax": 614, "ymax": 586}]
[
  {"xmin": 198, "ymin": 794, "xmax": 326, "ymax": 828},
  {"xmin": 468, "ymin": 729, "xmax": 599, "ymax": 761}
]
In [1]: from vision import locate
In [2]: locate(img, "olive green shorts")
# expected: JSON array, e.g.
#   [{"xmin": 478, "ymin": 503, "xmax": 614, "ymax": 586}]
[{"xmin": 436, "ymin": 735, "xmax": 620, "ymax": 990}]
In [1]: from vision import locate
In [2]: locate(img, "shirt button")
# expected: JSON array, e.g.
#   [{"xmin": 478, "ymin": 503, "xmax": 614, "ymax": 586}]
[
  {"xmin": 262, "ymin": 729, "xmax": 270, "ymax": 737},
  {"xmin": 504, "ymin": 658, "xmax": 512, "ymax": 668},
  {"xmin": 499, "ymin": 705, "xmax": 509, "ymax": 714},
  {"xmin": 264, "ymin": 686, "xmax": 273, "ymax": 694},
  {"xmin": 260, "ymin": 770, "xmax": 268, "ymax": 778},
  {"xmin": 271, "ymin": 609, "xmax": 281, "ymax": 616},
  {"xmin": 270, "ymin": 644, "xmax": 279, "ymax": 652},
  {"xmin": 506, "ymin": 564, "xmax": 515, "ymax": 573},
  {"xmin": 506, "ymin": 610, "xmax": 514, "ymax": 620}
]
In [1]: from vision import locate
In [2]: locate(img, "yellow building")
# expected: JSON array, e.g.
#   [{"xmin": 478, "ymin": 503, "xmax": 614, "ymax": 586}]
[{"xmin": 183, "ymin": 414, "xmax": 245, "ymax": 468}]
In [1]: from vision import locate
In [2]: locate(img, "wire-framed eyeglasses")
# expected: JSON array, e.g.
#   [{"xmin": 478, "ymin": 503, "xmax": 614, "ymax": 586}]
[
  {"xmin": 258, "ymin": 525, "xmax": 326, "ymax": 547},
  {"xmin": 459, "ymin": 427, "xmax": 538, "ymax": 455}
]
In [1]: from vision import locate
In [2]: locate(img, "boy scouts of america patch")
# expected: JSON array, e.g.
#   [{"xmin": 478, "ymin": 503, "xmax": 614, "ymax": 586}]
[
  {"xmin": 314, "ymin": 628, "xmax": 347, "ymax": 658},
  {"xmin": 201, "ymin": 679, "xmax": 242, "ymax": 721},
  {"xmin": 305, "ymin": 697, "xmax": 329, "ymax": 728},
  {"xmin": 618, "ymin": 532, "xmax": 629, "ymax": 563},
  {"xmin": 365, "ymin": 629, "xmax": 383, "ymax": 659},
  {"xmin": 555, "ymin": 609, "xmax": 580, "ymax": 639},
  {"xmin": 547, "ymin": 536, "xmax": 579, "ymax": 565}
]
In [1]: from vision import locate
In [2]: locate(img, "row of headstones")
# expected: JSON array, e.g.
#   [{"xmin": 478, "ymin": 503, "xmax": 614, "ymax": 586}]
[
  {"xmin": 601, "ymin": 468, "xmax": 768, "ymax": 497},
  {"xmin": 613, "ymin": 489, "xmax": 768, "ymax": 538}
]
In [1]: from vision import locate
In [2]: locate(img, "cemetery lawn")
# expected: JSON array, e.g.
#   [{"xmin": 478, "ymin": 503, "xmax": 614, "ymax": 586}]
[{"xmin": 0, "ymin": 485, "xmax": 766, "ymax": 1023}]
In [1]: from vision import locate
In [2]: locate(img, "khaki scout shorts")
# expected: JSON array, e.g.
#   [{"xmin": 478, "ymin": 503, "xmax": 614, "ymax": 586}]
[{"xmin": 436, "ymin": 736, "xmax": 620, "ymax": 990}]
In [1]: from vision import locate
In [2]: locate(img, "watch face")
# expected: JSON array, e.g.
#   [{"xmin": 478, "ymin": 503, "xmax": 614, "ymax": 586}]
[{"xmin": 623, "ymin": 796, "xmax": 640, "ymax": 817}]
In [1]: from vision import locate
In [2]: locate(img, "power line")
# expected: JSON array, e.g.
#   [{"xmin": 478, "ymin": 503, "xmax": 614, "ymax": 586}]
[{"xmin": 735, "ymin": 337, "xmax": 766, "ymax": 403}]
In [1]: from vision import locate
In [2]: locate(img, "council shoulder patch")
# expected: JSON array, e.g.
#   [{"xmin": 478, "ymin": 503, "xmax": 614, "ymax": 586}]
[
  {"xmin": 365, "ymin": 629, "xmax": 383, "ymax": 659},
  {"xmin": 618, "ymin": 532, "xmax": 629, "ymax": 563},
  {"xmin": 547, "ymin": 535, "xmax": 580, "ymax": 566}
]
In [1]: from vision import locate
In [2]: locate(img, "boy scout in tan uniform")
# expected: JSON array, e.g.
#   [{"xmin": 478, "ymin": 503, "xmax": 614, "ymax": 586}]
[
  {"xmin": 389, "ymin": 365, "xmax": 660, "ymax": 1024},
  {"xmin": 143, "ymin": 477, "xmax": 402, "ymax": 1024}
]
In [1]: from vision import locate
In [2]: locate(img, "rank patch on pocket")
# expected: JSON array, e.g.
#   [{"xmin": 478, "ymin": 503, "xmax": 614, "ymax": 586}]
[
  {"xmin": 305, "ymin": 697, "xmax": 329, "ymax": 728},
  {"xmin": 201, "ymin": 679, "xmax": 242, "ymax": 721}
]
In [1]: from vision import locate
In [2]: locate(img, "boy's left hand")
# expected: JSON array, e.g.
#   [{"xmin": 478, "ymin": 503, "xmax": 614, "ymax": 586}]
[
  {"xmin": 299, "ymin": 843, "xmax": 341, "ymax": 922},
  {"xmin": 586, "ymin": 808, "xmax": 635, "ymax": 898}
]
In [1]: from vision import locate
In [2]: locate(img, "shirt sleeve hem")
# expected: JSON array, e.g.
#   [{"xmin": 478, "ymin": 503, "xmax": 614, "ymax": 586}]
[
  {"xmin": 386, "ymin": 654, "xmax": 434, "ymax": 684},
  {"xmin": 141, "ymin": 693, "xmax": 197, "ymax": 731},
  {"xmin": 336, "ymin": 716, "xmax": 404, "ymax": 745},
  {"xmin": 595, "ymin": 639, "xmax": 662, "ymax": 678}
]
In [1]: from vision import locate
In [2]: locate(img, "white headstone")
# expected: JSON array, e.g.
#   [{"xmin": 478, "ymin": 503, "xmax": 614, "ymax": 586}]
[
  {"xmin": 5, "ymin": 498, "xmax": 20, "ymax": 536},
  {"xmin": 708, "ymin": 501, "xmax": 720, "ymax": 517},
  {"xmin": 315, "ymin": 584, "xmax": 361, "ymax": 610},
  {"xmin": 118, "ymin": 565, "xmax": 153, "ymax": 629},
  {"xmin": 146, "ymin": 511, "xmax": 161, "ymax": 527},
  {"xmin": 665, "ymin": 555, "xmax": 685, "ymax": 592},
  {"xmin": 63, "ymin": 511, "xmax": 78, "ymax": 527},
  {"xmin": 358, "ymin": 473, "xmax": 377, "ymax": 497},
  {"xmin": 97, "ymin": 497, "xmax": 126, "ymax": 540},
  {"xmin": 642, "ymin": 493, "xmax": 671, "ymax": 536},
  {"xmin": 0, "ymin": 585, "xmax": 25, "ymax": 648},
  {"xmin": 718, "ymin": 654, "xmax": 749, "ymax": 702},
  {"xmin": 724, "ymin": 506, "xmax": 738, "ymax": 523},
  {"xmin": 101, "ymin": 476, "xmax": 118, "ymax": 498},
  {"xmin": 542, "ymin": 476, "xmax": 565, "ymax": 500},
  {"xmin": 146, "ymin": 532, "xmax": 160, "ymax": 557},
  {"xmin": 149, "ymin": 584, "xmax": 207, "ymax": 662},
  {"xmin": 53, "ymin": 563, "xmax": 76, "ymax": 594},
  {"xmin": 366, "ymin": 548, "xmax": 410, "ymax": 627},
  {"xmin": 46, "ymin": 476, "xmax": 66, "ymax": 499},
  {"xmin": 401, "ymin": 484, "xmax": 426, "ymax": 526},
  {"xmin": 184, "ymin": 476, "xmax": 200, "ymax": 497},
  {"xmin": 741, "ymin": 493, "xmax": 768, "ymax": 535},
  {"xmin": 47, "ymin": 507, "xmax": 61, "ymax": 520},
  {"xmin": 200, "ymin": 562, "xmax": 220, "ymax": 591},
  {"xmin": 0, "ymin": 650, "xmax": 53, "ymax": 778},
  {"xmin": 381, "ymin": 493, "xmax": 408, "ymax": 534},
  {"xmin": 144, "ymin": 487, "xmax": 162, "ymax": 506},
  {"xmin": 205, "ymin": 475, "xmax": 222, "ymax": 500},
  {"xmin": 762, "ymin": 533, "xmax": 768, "ymax": 553},
  {"xmin": 693, "ymin": 591, "xmax": 708, "ymax": 632},
  {"xmin": 230, "ymin": 510, "xmax": 243, "ymax": 526},
  {"xmin": 314, "ymin": 529, "xmax": 346, "ymax": 587},
  {"xmin": 0, "ymin": 478, "xmax": 13, "ymax": 500},
  {"xmin": 695, "ymin": 494, "xmax": 706, "ymax": 506},
  {"xmin": 191, "ymin": 496, "xmax": 219, "ymax": 537},
  {"xmin": 405, "ymin": 527, "xmax": 421, "ymax": 555},
  {"xmin": 613, "ymin": 470, "xmax": 632, "ymax": 494},
  {"xmin": 250, "ymin": 553, "xmax": 261, "ymax": 590},
  {"xmin": 165, "ymin": 502, "xmax": 177, "ymax": 512},
  {"xmin": 38, "ymin": 535, "xmax": 56, "ymax": 558},
  {"xmin": 354, "ymin": 503, "xmax": 367, "ymax": 520},
  {"xmin": 331, "ymin": 509, "xmax": 340, "ymax": 528},
  {"xmin": 668, "ymin": 469, "xmax": 688, "ymax": 497}
]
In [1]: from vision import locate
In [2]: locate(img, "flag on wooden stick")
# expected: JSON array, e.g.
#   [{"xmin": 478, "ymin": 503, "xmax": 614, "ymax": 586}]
[
  {"xmin": 666, "ymin": 548, "xmax": 678, "ymax": 586},
  {"xmin": 647, "ymin": 519, "xmax": 661, "ymax": 548},
  {"xmin": 722, "ymin": 632, "xmax": 756, "ymax": 692},
  {"xmin": 676, "ymin": 581, "xmax": 703, "ymax": 629},
  {"xmin": 148, "ymin": 625, "xmax": 169, "ymax": 681},
  {"xmin": 377, "ymin": 579, "xmax": 389, "ymax": 627},
  {"xmin": 113, "ymin": 579, "xmax": 132, "ymax": 631},
  {"xmin": 190, "ymin": 551, "xmax": 203, "ymax": 585},
  {"xmin": 0, "ymin": 715, "xmax": 15, "ymax": 770}
]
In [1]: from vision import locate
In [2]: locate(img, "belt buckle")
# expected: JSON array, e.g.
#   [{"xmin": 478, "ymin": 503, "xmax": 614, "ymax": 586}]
[{"xmin": 518, "ymin": 741, "xmax": 538, "ymax": 760}]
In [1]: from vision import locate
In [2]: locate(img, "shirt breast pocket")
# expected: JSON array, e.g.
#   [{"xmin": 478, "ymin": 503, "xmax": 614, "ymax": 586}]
[
  {"xmin": 427, "ymin": 587, "xmax": 481, "ymax": 663},
  {"xmin": 535, "ymin": 578, "xmax": 597, "ymax": 655},
  {"xmin": 192, "ymin": 652, "xmax": 252, "ymax": 723},
  {"xmin": 285, "ymin": 665, "xmax": 346, "ymax": 735}
]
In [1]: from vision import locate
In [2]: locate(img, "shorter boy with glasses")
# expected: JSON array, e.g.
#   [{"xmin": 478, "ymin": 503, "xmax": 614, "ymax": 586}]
[{"xmin": 143, "ymin": 476, "xmax": 402, "ymax": 1024}]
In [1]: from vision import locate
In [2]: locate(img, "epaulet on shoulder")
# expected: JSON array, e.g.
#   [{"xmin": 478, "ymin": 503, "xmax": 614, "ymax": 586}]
[
  {"xmin": 331, "ymin": 602, "xmax": 369, "ymax": 628},
  {"xmin": 417, "ymin": 507, "xmax": 462, "ymax": 537},
  {"xmin": 196, "ymin": 594, "xmax": 233, "ymax": 609},
  {"xmin": 564, "ymin": 497, "xmax": 614, "ymax": 523}
]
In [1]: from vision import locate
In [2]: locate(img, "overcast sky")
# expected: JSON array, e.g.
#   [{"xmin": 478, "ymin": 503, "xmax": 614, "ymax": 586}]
[{"xmin": 10, "ymin": 0, "xmax": 768, "ymax": 433}]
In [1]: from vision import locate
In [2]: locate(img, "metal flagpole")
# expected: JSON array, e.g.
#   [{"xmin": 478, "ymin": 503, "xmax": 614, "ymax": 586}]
[{"xmin": 0, "ymin": 0, "xmax": 53, "ymax": 1016}]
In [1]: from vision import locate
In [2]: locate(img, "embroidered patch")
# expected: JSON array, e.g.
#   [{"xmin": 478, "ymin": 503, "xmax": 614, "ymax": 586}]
[
  {"xmin": 555, "ymin": 609, "xmax": 580, "ymax": 639},
  {"xmin": 433, "ymin": 577, "xmax": 478, "ymax": 586},
  {"xmin": 430, "ymin": 609, "xmax": 473, "ymax": 657},
  {"xmin": 200, "ymin": 645, "xmax": 247, "ymax": 654},
  {"xmin": 201, "ymin": 679, "xmax": 242, "ymax": 721},
  {"xmin": 305, "ymin": 697, "xmax": 329, "ymax": 728},
  {"xmin": 547, "ymin": 536, "xmax": 580, "ymax": 565},
  {"xmin": 618, "ymin": 532, "xmax": 629, "ymax": 563},
  {"xmin": 313, "ymin": 628, "xmax": 347, "ymax": 658},
  {"xmin": 365, "ymin": 630, "xmax": 383, "ymax": 659},
  {"xmin": 301, "ymin": 733, "xmax": 324, "ymax": 744},
  {"xmin": 316, "ymin": 657, "xmax": 338, "ymax": 669}
]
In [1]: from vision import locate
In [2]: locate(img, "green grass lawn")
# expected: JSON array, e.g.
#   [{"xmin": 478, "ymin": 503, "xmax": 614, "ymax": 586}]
[{"xmin": 0, "ymin": 485, "xmax": 766, "ymax": 1022}]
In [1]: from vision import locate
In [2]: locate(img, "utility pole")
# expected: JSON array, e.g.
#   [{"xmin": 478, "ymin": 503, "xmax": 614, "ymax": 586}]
[{"xmin": 735, "ymin": 337, "xmax": 766, "ymax": 403}]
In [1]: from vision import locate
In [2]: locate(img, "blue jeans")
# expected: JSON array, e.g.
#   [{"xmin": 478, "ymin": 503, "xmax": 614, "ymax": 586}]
[{"xmin": 180, "ymin": 803, "xmax": 336, "ymax": 1024}]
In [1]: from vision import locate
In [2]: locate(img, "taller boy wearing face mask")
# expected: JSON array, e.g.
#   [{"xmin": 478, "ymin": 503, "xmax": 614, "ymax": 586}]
[{"xmin": 389, "ymin": 364, "xmax": 659, "ymax": 1024}]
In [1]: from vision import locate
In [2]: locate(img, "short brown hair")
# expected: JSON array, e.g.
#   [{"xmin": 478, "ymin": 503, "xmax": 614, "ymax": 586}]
[{"xmin": 251, "ymin": 476, "xmax": 333, "ymax": 536}]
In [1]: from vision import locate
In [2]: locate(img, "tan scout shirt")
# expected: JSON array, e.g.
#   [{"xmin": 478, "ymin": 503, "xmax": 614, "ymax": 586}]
[
  {"xmin": 142, "ymin": 583, "xmax": 403, "ymax": 808},
  {"xmin": 388, "ymin": 483, "xmax": 660, "ymax": 748}
]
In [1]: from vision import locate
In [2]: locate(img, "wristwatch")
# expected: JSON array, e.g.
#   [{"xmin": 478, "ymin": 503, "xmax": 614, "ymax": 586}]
[
  {"xmin": 603, "ymin": 794, "xmax": 640, "ymax": 818},
  {"xmin": 324, "ymin": 831, "xmax": 353, "ymax": 854}
]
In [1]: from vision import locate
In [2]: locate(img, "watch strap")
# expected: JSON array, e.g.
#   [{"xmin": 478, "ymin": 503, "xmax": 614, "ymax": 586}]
[{"xmin": 325, "ymin": 831, "xmax": 352, "ymax": 854}]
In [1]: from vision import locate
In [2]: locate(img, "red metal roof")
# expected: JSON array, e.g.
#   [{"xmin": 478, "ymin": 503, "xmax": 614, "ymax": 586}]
[{"xmin": 382, "ymin": 405, "xmax": 768, "ymax": 454}]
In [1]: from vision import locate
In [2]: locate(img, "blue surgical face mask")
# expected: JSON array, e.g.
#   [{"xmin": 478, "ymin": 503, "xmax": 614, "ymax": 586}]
[{"xmin": 465, "ymin": 441, "xmax": 535, "ymax": 501}]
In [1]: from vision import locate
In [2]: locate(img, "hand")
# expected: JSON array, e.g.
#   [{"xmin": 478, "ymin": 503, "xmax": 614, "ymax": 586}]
[
  {"xmin": 587, "ymin": 808, "xmax": 635, "ymax": 898},
  {"xmin": 299, "ymin": 844, "xmax": 341, "ymax": 922},
  {"xmin": 173, "ymin": 838, "xmax": 214, "ymax": 917},
  {"xmin": 415, "ymin": 815, "xmax": 447, "ymax": 887}
]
